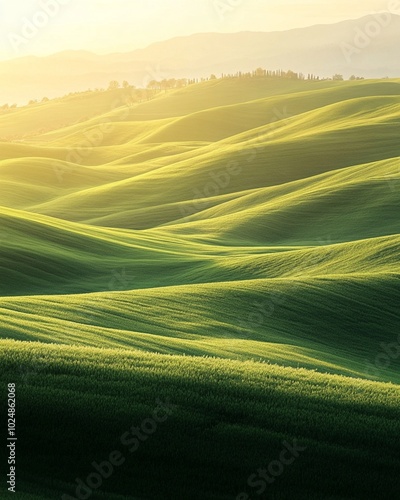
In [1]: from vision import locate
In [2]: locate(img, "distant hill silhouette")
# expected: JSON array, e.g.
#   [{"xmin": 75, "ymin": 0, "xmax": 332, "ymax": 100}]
[{"xmin": 1, "ymin": 13, "xmax": 400, "ymax": 104}]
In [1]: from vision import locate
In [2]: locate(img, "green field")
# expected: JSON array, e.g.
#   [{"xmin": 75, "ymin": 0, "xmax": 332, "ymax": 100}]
[{"xmin": 1, "ymin": 78, "xmax": 399, "ymax": 499}]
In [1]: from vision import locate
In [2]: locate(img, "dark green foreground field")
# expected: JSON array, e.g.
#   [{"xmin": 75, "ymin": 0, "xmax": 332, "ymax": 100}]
[{"xmin": 1, "ymin": 78, "xmax": 400, "ymax": 499}]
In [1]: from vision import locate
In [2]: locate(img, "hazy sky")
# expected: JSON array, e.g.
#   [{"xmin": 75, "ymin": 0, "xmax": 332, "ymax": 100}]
[{"xmin": 0, "ymin": 0, "xmax": 391, "ymax": 60}]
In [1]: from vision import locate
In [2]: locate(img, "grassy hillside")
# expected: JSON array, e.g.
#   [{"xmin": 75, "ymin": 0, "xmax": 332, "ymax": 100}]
[
  {"xmin": 0, "ymin": 341, "xmax": 399, "ymax": 500},
  {"xmin": 0, "ymin": 77, "xmax": 399, "ymax": 499}
]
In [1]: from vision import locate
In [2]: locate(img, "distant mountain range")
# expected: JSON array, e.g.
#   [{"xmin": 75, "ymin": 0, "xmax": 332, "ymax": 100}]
[{"xmin": 1, "ymin": 13, "xmax": 400, "ymax": 104}]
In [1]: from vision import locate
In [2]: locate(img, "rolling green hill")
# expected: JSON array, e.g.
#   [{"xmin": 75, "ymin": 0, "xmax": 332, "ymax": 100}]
[{"xmin": 0, "ymin": 77, "xmax": 399, "ymax": 499}]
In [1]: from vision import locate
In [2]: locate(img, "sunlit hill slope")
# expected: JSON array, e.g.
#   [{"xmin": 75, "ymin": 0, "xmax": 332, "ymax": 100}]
[{"xmin": 0, "ymin": 77, "xmax": 399, "ymax": 499}]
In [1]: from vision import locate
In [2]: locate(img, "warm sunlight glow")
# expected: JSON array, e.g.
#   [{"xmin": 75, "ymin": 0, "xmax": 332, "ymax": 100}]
[
  {"xmin": 0, "ymin": 0, "xmax": 392, "ymax": 60},
  {"xmin": 1, "ymin": 0, "xmax": 399, "ymax": 499}
]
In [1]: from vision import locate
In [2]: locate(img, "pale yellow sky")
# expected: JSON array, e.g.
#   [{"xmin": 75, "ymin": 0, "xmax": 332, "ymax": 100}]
[{"xmin": 0, "ymin": 0, "xmax": 392, "ymax": 60}]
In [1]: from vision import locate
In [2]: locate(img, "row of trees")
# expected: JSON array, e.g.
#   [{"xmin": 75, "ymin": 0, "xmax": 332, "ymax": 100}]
[
  {"xmin": 142, "ymin": 68, "xmax": 366, "ymax": 90},
  {"xmin": 108, "ymin": 78, "xmax": 203, "ymax": 91},
  {"xmin": 218, "ymin": 68, "xmax": 316, "ymax": 80},
  {"xmin": 0, "ymin": 69, "xmax": 367, "ymax": 112},
  {"xmin": 218, "ymin": 68, "xmax": 365, "ymax": 82},
  {"xmin": 0, "ymin": 97, "xmax": 48, "ymax": 111},
  {"xmin": 1, "ymin": 103, "xmax": 17, "ymax": 111}
]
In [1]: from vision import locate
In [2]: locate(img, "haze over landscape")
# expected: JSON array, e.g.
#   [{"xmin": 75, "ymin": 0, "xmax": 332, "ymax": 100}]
[
  {"xmin": 0, "ymin": 0, "xmax": 395, "ymax": 58},
  {"xmin": 0, "ymin": 1, "xmax": 399, "ymax": 499},
  {"xmin": 1, "ymin": 0, "xmax": 400, "ymax": 104}
]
